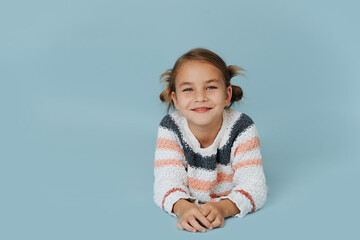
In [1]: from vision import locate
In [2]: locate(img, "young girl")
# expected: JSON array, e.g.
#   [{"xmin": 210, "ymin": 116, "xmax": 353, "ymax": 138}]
[{"xmin": 153, "ymin": 48, "xmax": 268, "ymax": 233}]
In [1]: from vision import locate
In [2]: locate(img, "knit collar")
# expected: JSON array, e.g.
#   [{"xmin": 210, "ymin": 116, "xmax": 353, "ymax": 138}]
[{"xmin": 177, "ymin": 109, "xmax": 230, "ymax": 156}]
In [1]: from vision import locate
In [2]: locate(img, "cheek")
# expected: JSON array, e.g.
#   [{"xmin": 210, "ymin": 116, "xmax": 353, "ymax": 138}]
[
  {"xmin": 176, "ymin": 95, "xmax": 191, "ymax": 107},
  {"xmin": 211, "ymin": 92, "xmax": 226, "ymax": 103}
]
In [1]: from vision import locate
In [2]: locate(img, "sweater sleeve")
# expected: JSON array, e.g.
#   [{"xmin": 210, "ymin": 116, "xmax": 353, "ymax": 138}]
[
  {"xmin": 153, "ymin": 121, "xmax": 198, "ymax": 217},
  {"xmin": 219, "ymin": 122, "xmax": 268, "ymax": 218}
]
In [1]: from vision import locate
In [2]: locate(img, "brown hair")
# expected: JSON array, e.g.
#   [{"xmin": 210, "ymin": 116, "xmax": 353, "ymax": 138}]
[{"xmin": 160, "ymin": 48, "xmax": 245, "ymax": 112}]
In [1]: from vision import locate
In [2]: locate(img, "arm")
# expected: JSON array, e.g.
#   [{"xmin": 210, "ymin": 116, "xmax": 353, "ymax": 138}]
[
  {"xmin": 153, "ymin": 125, "xmax": 198, "ymax": 217},
  {"xmin": 154, "ymin": 119, "xmax": 214, "ymax": 233},
  {"xmin": 219, "ymin": 123, "xmax": 268, "ymax": 218}
]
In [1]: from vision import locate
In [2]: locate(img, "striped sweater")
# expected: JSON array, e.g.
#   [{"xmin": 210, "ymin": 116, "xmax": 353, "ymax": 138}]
[{"xmin": 153, "ymin": 109, "xmax": 268, "ymax": 218}]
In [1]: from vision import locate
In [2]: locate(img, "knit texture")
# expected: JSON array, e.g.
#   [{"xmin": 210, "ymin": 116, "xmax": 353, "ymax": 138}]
[{"xmin": 153, "ymin": 109, "xmax": 268, "ymax": 218}]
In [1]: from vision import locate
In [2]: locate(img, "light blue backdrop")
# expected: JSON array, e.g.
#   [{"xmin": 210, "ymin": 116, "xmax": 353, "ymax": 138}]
[{"xmin": 1, "ymin": 0, "xmax": 359, "ymax": 239}]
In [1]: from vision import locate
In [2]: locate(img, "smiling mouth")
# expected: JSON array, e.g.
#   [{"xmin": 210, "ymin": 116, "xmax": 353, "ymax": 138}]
[{"xmin": 191, "ymin": 107, "xmax": 212, "ymax": 113}]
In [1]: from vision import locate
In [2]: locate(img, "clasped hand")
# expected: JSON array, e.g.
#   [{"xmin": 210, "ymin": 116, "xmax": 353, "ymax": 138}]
[{"xmin": 173, "ymin": 199, "xmax": 225, "ymax": 233}]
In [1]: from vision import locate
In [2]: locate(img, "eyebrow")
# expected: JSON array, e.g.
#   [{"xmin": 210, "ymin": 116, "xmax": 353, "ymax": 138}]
[
  {"xmin": 179, "ymin": 79, "xmax": 220, "ymax": 87},
  {"xmin": 205, "ymin": 79, "xmax": 220, "ymax": 84}
]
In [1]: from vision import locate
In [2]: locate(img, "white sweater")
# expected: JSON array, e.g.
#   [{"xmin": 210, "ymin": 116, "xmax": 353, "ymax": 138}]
[{"xmin": 153, "ymin": 109, "xmax": 268, "ymax": 218}]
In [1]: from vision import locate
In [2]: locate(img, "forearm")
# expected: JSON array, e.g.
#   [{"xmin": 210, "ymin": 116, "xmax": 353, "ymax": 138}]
[{"xmin": 217, "ymin": 199, "xmax": 240, "ymax": 218}]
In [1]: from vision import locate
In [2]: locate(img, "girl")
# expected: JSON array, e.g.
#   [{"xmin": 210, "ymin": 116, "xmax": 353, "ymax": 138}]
[{"xmin": 153, "ymin": 48, "xmax": 268, "ymax": 233}]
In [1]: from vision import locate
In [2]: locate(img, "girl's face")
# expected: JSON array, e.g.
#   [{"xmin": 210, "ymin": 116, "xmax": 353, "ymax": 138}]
[{"xmin": 171, "ymin": 60, "xmax": 232, "ymax": 130}]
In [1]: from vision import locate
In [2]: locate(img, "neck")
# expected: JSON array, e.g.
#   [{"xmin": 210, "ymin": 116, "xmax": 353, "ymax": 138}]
[{"xmin": 187, "ymin": 116, "xmax": 223, "ymax": 149}]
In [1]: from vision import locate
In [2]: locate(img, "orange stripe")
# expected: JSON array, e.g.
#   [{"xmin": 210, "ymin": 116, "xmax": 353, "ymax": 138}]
[
  {"xmin": 162, "ymin": 187, "xmax": 187, "ymax": 210},
  {"xmin": 217, "ymin": 172, "xmax": 234, "ymax": 183},
  {"xmin": 154, "ymin": 159, "xmax": 183, "ymax": 168},
  {"xmin": 188, "ymin": 172, "xmax": 234, "ymax": 192},
  {"xmin": 210, "ymin": 190, "xmax": 232, "ymax": 198},
  {"xmin": 188, "ymin": 177, "xmax": 216, "ymax": 192},
  {"xmin": 234, "ymin": 136, "xmax": 260, "ymax": 156},
  {"xmin": 233, "ymin": 158, "xmax": 262, "ymax": 171},
  {"xmin": 156, "ymin": 138, "xmax": 184, "ymax": 155},
  {"xmin": 234, "ymin": 189, "xmax": 256, "ymax": 212}
]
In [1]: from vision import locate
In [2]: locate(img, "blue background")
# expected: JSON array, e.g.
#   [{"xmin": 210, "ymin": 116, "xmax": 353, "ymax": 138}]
[{"xmin": 1, "ymin": 0, "xmax": 359, "ymax": 239}]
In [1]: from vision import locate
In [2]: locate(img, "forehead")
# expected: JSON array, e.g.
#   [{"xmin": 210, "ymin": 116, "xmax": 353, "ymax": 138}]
[{"xmin": 175, "ymin": 60, "xmax": 223, "ymax": 84}]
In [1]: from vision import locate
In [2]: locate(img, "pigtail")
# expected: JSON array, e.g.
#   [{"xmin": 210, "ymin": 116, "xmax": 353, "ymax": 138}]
[
  {"xmin": 230, "ymin": 85, "xmax": 243, "ymax": 103},
  {"xmin": 228, "ymin": 65, "xmax": 246, "ymax": 78},
  {"xmin": 159, "ymin": 69, "xmax": 174, "ymax": 112},
  {"xmin": 227, "ymin": 65, "xmax": 246, "ymax": 108}
]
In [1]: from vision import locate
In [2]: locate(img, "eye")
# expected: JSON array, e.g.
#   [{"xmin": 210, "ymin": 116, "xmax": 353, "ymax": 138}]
[
  {"xmin": 207, "ymin": 86, "xmax": 217, "ymax": 90},
  {"xmin": 183, "ymin": 88, "xmax": 193, "ymax": 92}
]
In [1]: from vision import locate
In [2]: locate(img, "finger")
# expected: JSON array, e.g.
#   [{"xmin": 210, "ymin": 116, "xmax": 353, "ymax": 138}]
[
  {"xmin": 194, "ymin": 212, "xmax": 213, "ymax": 230},
  {"xmin": 176, "ymin": 222, "xmax": 184, "ymax": 230},
  {"xmin": 211, "ymin": 216, "xmax": 222, "ymax": 228},
  {"xmin": 182, "ymin": 221, "xmax": 197, "ymax": 233},
  {"xmin": 199, "ymin": 205, "xmax": 211, "ymax": 217},
  {"xmin": 189, "ymin": 218, "xmax": 206, "ymax": 232},
  {"xmin": 220, "ymin": 218, "xmax": 224, "ymax": 228},
  {"xmin": 206, "ymin": 211, "xmax": 217, "ymax": 223}
]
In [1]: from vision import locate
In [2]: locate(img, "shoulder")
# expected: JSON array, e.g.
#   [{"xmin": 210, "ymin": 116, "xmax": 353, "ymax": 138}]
[
  {"xmin": 159, "ymin": 113, "xmax": 172, "ymax": 127},
  {"xmin": 157, "ymin": 111, "xmax": 187, "ymax": 141},
  {"xmin": 156, "ymin": 112, "xmax": 186, "ymax": 147},
  {"xmin": 226, "ymin": 109, "xmax": 255, "ymax": 128},
  {"xmin": 225, "ymin": 110, "xmax": 261, "ymax": 155},
  {"xmin": 224, "ymin": 109, "xmax": 259, "ymax": 143},
  {"xmin": 159, "ymin": 111, "xmax": 182, "ymax": 128}
]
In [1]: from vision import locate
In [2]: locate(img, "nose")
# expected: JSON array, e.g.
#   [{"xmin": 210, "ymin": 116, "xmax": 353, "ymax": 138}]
[{"xmin": 195, "ymin": 90, "xmax": 207, "ymax": 102}]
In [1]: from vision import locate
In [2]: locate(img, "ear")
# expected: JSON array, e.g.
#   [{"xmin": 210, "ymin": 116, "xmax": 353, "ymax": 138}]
[
  {"xmin": 224, "ymin": 85, "xmax": 232, "ymax": 106},
  {"xmin": 171, "ymin": 91, "xmax": 179, "ymax": 110}
]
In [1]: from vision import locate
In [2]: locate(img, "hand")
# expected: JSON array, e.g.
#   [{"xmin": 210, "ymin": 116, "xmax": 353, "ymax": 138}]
[
  {"xmin": 199, "ymin": 202, "xmax": 226, "ymax": 229},
  {"xmin": 173, "ymin": 199, "xmax": 213, "ymax": 233}
]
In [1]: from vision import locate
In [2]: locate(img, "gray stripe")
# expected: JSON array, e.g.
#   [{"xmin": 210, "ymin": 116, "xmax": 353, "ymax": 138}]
[{"xmin": 159, "ymin": 113, "xmax": 254, "ymax": 171}]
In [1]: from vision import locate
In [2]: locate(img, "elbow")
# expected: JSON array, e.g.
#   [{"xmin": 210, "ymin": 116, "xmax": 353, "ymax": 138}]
[{"xmin": 254, "ymin": 184, "xmax": 268, "ymax": 211}]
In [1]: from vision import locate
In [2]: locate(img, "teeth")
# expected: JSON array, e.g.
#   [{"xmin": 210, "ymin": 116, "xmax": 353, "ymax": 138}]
[{"xmin": 194, "ymin": 107, "xmax": 209, "ymax": 111}]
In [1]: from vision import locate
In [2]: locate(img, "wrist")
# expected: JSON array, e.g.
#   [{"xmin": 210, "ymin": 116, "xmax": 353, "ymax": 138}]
[
  {"xmin": 172, "ymin": 199, "xmax": 191, "ymax": 217},
  {"xmin": 218, "ymin": 199, "xmax": 240, "ymax": 218}
]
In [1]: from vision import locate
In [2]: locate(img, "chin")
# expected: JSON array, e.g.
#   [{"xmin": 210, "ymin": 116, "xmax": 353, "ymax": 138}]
[
  {"xmin": 187, "ymin": 117, "xmax": 214, "ymax": 127},
  {"xmin": 193, "ymin": 119, "xmax": 211, "ymax": 126}
]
